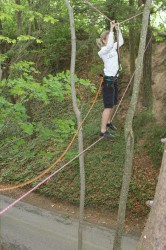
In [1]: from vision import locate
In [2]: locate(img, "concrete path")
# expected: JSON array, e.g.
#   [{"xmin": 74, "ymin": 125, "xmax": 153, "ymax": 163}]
[{"xmin": 0, "ymin": 195, "xmax": 139, "ymax": 250}]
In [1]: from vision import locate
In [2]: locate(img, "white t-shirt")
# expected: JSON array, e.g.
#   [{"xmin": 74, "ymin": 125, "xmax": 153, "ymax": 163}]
[{"xmin": 98, "ymin": 30, "xmax": 124, "ymax": 77}]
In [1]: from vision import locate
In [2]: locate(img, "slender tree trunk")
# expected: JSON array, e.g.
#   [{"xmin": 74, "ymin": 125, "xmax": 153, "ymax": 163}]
[
  {"xmin": 0, "ymin": 21, "xmax": 2, "ymax": 81},
  {"xmin": 0, "ymin": 52, "xmax": 1, "ymax": 250},
  {"xmin": 64, "ymin": 1, "xmax": 85, "ymax": 250},
  {"xmin": 15, "ymin": 0, "xmax": 22, "ymax": 36},
  {"xmin": 113, "ymin": 1, "xmax": 152, "ymax": 249},
  {"xmin": 27, "ymin": 0, "xmax": 42, "ymax": 34},
  {"xmin": 15, "ymin": 0, "xmax": 37, "ymax": 129},
  {"xmin": 7, "ymin": 0, "xmax": 23, "ymax": 104},
  {"xmin": 28, "ymin": 0, "xmax": 33, "ymax": 35},
  {"xmin": 142, "ymin": 19, "xmax": 152, "ymax": 110},
  {"xmin": 0, "ymin": 64, "xmax": 2, "ymax": 81},
  {"xmin": 129, "ymin": 0, "xmax": 136, "ymax": 92},
  {"xmin": 137, "ymin": 138, "xmax": 166, "ymax": 250}
]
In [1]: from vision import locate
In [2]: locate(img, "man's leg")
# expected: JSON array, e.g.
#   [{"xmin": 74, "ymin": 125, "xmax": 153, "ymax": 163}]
[
  {"xmin": 100, "ymin": 79, "xmax": 115, "ymax": 139},
  {"xmin": 107, "ymin": 107, "xmax": 115, "ymax": 124},
  {"xmin": 107, "ymin": 79, "xmax": 118, "ymax": 130},
  {"xmin": 100, "ymin": 108, "xmax": 115, "ymax": 139},
  {"xmin": 107, "ymin": 107, "xmax": 117, "ymax": 131},
  {"xmin": 101, "ymin": 108, "xmax": 113, "ymax": 133}
]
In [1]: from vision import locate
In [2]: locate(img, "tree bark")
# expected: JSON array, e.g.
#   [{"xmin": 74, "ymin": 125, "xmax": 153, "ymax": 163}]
[
  {"xmin": 129, "ymin": 0, "xmax": 136, "ymax": 92},
  {"xmin": 142, "ymin": 19, "xmax": 153, "ymax": 110},
  {"xmin": 137, "ymin": 138, "xmax": 166, "ymax": 250},
  {"xmin": 64, "ymin": 1, "xmax": 85, "ymax": 250},
  {"xmin": 0, "ymin": 64, "xmax": 2, "ymax": 81},
  {"xmin": 15, "ymin": 0, "xmax": 22, "ymax": 36},
  {"xmin": 0, "ymin": 21, "xmax": 2, "ymax": 81},
  {"xmin": 113, "ymin": 0, "xmax": 152, "ymax": 249}
]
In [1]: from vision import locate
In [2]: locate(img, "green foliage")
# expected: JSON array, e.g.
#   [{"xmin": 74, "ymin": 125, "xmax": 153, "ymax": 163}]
[
  {"xmin": 0, "ymin": 34, "xmax": 42, "ymax": 44},
  {"xmin": 53, "ymin": 119, "xmax": 76, "ymax": 136},
  {"xmin": 0, "ymin": 57, "xmax": 94, "ymax": 143},
  {"xmin": 133, "ymin": 111, "xmax": 166, "ymax": 168},
  {"xmin": 144, "ymin": 126, "xmax": 166, "ymax": 167},
  {"xmin": 151, "ymin": 1, "xmax": 166, "ymax": 42},
  {"xmin": 0, "ymin": 35, "xmax": 16, "ymax": 44},
  {"xmin": 0, "ymin": 97, "xmax": 28, "ymax": 131},
  {"xmin": 133, "ymin": 110, "xmax": 155, "ymax": 129},
  {"xmin": 2, "ymin": 62, "xmax": 72, "ymax": 104},
  {"xmin": 0, "ymin": 56, "xmax": 96, "ymax": 189},
  {"xmin": 19, "ymin": 122, "xmax": 34, "ymax": 135},
  {"xmin": 10, "ymin": 61, "xmax": 39, "ymax": 74},
  {"xmin": 17, "ymin": 35, "xmax": 43, "ymax": 43}
]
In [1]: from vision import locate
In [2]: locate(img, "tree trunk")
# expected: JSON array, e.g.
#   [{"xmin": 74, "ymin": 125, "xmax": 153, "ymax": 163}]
[
  {"xmin": 27, "ymin": 0, "xmax": 33, "ymax": 35},
  {"xmin": 0, "ymin": 64, "xmax": 2, "ymax": 81},
  {"xmin": 0, "ymin": 20, "xmax": 2, "ymax": 81},
  {"xmin": 15, "ymin": 0, "xmax": 22, "ymax": 36},
  {"xmin": 137, "ymin": 138, "xmax": 166, "ymax": 250},
  {"xmin": 64, "ymin": 1, "xmax": 85, "ymax": 250},
  {"xmin": 113, "ymin": 1, "xmax": 152, "ymax": 249},
  {"xmin": 129, "ymin": 0, "xmax": 136, "ymax": 92},
  {"xmin": 142, "ymin": 19, "xmax": 153, "ymax": 110}
]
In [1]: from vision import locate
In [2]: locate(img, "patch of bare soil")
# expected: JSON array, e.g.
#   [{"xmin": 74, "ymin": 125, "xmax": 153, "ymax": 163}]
[{"xmin": 121, "ymin": 41, "xmax": 166, "ymax": 123}]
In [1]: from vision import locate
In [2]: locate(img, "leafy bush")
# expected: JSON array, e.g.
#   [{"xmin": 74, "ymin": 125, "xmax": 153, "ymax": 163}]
[{"xmin": 0, "ymin": 61, "xmax": 95, "ymax": 186}]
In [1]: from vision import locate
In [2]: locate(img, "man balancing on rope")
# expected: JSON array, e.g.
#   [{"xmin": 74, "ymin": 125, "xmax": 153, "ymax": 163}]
[{"xmin": 96, "ymin": 20, "xmax": 124, "ymax": 139}]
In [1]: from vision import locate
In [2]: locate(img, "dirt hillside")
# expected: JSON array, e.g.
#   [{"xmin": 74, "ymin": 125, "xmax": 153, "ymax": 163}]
[{"xmin": 122, "ymin": 41, "xmax": 166, "ymax": 122}]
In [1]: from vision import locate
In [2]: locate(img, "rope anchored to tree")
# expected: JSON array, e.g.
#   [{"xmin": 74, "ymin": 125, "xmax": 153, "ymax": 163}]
[{"xmin": 83, "ymin": 0, "xmax": 143, "ymax": 24}]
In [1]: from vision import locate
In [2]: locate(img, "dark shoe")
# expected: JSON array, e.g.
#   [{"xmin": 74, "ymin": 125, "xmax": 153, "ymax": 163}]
[
  {"xmin": 100, "ymin": 131, "xmax": 115, "ymax": 140},
  {"xmin": 107, "ymin": 122, "xmax": 117, "ymax": 131}
]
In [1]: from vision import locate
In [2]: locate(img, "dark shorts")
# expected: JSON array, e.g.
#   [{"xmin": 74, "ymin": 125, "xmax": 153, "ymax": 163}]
[{"xmin": 102, "ymin": 76, "xmax": 118, "ymax": 109}]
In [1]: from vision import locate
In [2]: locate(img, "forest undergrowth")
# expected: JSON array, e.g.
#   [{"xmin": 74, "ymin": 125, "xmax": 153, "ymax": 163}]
[
  {"xmin": 0, "ymin": 34, "xmax": 166, "ymax": 219},
  {"xmin": 1, "ymin": 80, "xmax": 165, "ymax": 219}
]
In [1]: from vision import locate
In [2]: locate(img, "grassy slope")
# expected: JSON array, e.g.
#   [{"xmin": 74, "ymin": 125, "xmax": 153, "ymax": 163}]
[
  {"xmin": 38, "ymin": 96, "xmax": 165, "ymax": 217},
  {"xmin": 1, "ymin": 74, "xmax": 166, "ymax": 219},
  {"xmin": 3, "ymin": 90, "xmax": 165, "ymax": 217}
]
